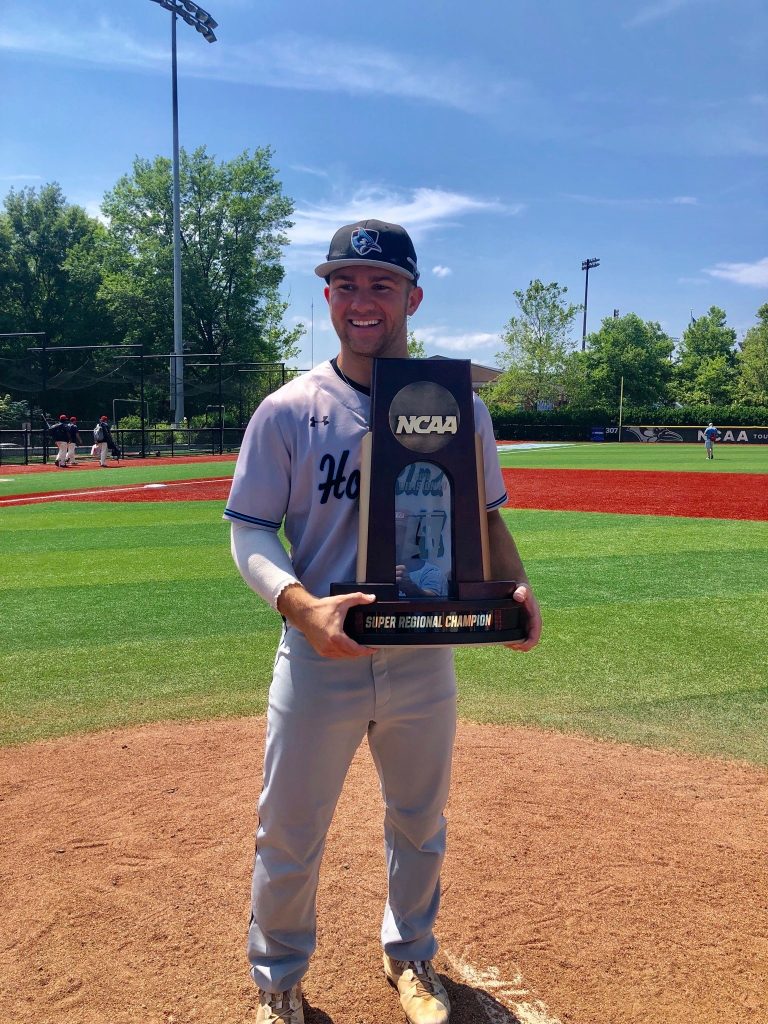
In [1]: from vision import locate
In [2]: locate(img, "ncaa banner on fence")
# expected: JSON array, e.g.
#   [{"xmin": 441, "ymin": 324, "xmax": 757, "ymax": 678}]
[{"xmin": 601, "ymin": 425, "xmax": 768, "ymax": 444}]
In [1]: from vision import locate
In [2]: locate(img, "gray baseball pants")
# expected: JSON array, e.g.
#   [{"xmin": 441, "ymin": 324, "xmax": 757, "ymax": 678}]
[{"xmin": 247, "ymin": 625, "xmax": 457, "ymax": 993}]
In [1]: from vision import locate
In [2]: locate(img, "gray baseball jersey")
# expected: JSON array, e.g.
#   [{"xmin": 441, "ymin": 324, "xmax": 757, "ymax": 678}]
[{"xmin": 224, "ymin": 359, "xmax": 507, "ymax": 596}]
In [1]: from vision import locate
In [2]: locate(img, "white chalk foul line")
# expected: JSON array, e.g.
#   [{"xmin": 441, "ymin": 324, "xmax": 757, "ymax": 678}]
[
  {"xmin": 0, "ymin": 477, "xmax": 232, "ymax": 507},
  {"xmin": 441, "ymin": 948, "xmax": 562, "ymax": 1024}
]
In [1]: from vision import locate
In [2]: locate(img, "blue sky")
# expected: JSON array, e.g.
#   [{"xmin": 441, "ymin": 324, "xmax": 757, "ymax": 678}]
[{"xmin": 1, "ymin": 0, "xmax": 766, "ymax": 370}]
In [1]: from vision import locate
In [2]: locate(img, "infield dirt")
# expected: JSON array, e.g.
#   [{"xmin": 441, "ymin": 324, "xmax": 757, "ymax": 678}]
[{"xmin": 1, "ymin": 718, "xmax": 766, "ymax": 1024}]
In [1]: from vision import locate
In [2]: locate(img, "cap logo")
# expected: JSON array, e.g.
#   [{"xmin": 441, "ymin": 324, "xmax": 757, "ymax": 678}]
[{"xmin": 351, "ymin": 227, "xmax": 382, "ymax": 257}]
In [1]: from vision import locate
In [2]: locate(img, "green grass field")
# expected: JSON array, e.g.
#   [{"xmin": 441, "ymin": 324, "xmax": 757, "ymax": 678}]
[
  {"xmin": 0, "ymin": 457, "xmax": 235, "ymax": 497},
  {"xmin": 496, "ymin": 441, "xmax": 768, "ymax": 473},
  {"xmin": 2, "ymin": 474, "xmax": 766, "ymax": 763}
]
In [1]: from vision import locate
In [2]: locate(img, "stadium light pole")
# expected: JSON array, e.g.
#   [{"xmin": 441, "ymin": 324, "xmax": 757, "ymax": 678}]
[
  {"xmin": 581, "ymin": 257, "xmax": 600, "ymax": 350},
  {"xmin": 148, "ymin": 0, "xmax": 218, "ymax": 426}
]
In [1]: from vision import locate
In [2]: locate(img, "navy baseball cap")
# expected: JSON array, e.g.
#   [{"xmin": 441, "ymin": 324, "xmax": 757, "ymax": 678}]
[{"xmin": 315, "ymin": 219, "xmax": 419, "ymax": 283}]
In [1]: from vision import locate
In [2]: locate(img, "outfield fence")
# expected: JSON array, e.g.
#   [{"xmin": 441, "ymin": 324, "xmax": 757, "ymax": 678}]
[
  {"xmin": 599, "ymin": 424, "xmax": 768, "ymax": 444},
  {"xmin": 0, "ymin": 426, "xmax": 247, "ymax": 466},
  {"xmin": 493, "ymin": 423, "xmax": 595, "ymax": 442},
  {"xmin": 493, "ymin": 423, "xmax": 768, "ymax": 444}
]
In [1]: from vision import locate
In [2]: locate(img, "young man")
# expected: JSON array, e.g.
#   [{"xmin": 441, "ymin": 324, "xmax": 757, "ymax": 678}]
[
  {"xmin": 704, "ymin": 422, "xmax": 721, "ymax": 460},
  {"xmin": 93, "ymin": 415, "xmax": 115, "ymax": 467},
  {"xmin": 67, "ymin": 416, "xmax": 82, "ymax": 465},
  {"xmin": 226, "ymin": 220, "xmax": 542, "ymax": 1024},
  {"xmin": 51, "ymin": 414, "xmax": 70, "ymax": 467}
]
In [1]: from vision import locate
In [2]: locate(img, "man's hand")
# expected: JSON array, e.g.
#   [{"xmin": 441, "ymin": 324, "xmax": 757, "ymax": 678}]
[
  {"xmin": 277, "ymin": 584, "xmax": 378, "ymax": 659},
  {"xmin": 485, "ymin": 511, "xmax": 542, "ymax": 652},
  {"xmin": 504, "ymin": 583, "xmax": 542, "ymax": 652}
]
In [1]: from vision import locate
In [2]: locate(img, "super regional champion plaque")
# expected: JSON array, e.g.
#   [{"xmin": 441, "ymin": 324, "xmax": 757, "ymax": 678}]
[{"xmin": 330, "ymin": 357, "xmax": 527, "ymax": 645}]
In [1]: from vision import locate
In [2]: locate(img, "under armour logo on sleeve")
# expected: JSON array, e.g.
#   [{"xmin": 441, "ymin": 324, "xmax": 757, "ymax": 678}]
[{"xmin": 309, "ymin": 415, "xmax": 330, "ymax": 427}]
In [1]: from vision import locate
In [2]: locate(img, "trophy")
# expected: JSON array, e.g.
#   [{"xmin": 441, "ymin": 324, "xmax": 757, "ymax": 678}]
[{"xmin": 330, "ymin": 357, "xmax": 527, "ymax": 645}]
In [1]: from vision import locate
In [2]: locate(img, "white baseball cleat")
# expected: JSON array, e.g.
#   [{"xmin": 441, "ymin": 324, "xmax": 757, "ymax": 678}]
[
  {"xmin": 255, "ymin": 983, "xmax": 304, "ymax": 1024},
  {"xmin": 384, "ymin": 953, "xmax": 450, "ymax": 1024}
]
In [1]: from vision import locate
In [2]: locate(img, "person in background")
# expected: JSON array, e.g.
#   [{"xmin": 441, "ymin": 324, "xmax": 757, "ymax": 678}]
[
  {"xmin": 704, "ymin": 422, "xmax": 721, "ymax": 460},
  {"xmin": 67, "ymin": 416, "xmax": 82, "ymax": 465},
  {"xmin": 94, "ymin": 415, "xmax": 115, "ymax": 467},
  {"xmin": 51, "ymin": 414, "xmax": 70, "ymax": 468}
]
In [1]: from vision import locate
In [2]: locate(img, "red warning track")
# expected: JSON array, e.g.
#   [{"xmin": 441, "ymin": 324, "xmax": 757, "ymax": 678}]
[{"xmin": 2, "ymin": 466, "xmax": 767, "ymax": 520}]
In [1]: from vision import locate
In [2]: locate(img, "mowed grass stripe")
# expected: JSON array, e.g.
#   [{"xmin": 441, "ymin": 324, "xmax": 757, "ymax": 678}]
[
  {"xmin": 0, "ymin": 459, "xmax": 236, "ymax": 497},
  {"xmin": 1, "ymin": 501, "xmax": 766, "ymax": 764},
  {"xmin": 497, "ymin": 442, "xmax": 768, "ymax": 473}
]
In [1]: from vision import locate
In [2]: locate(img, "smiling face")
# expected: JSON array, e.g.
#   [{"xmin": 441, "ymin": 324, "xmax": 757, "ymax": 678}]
[{"xmin": 325, "ymin": 265, "xmax": 423, "ymax": 385}]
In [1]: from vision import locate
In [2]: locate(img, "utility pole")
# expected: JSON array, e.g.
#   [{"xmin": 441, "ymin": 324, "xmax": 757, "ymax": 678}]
[{"xmin": 581, "ymin": 257, "xmax": 600, "ymax": 350}]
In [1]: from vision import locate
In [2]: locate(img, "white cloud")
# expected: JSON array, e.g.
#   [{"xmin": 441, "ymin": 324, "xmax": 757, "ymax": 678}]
[
  {"xmin": 229, "ymin": 34, "xmax": 501, "ymax": 113},
  {"xmin": 705, "ymin": 257, "xmax": 768, "ymax": 287},
  {"xmin": 625, "ymin": 0, "xmax": 711, "ymax": 28},
  {"xmin": 0, "ymin": 173, "xmax": 42, "ymax": 182},
  {"xmin": 290, "ymin": 165, "xmax": 331, "ymax": 181},
  {"xmin": 288, "ymin": 187, "xmax": 517, "ymax": 251},
  {"xmin": 564, "ymin": 193, "xmax": 698, "ymax": 207},
  {"xmin": 414, "ymin": 326, "xmax": 499, "ymax": 356},
  {"xmin": 432, "ymin": 266, "xmax": 453, "ymax": 278},
  {"xmin": 0, "ymin": 20, "xmax": 166, "ymax": 70},
  {"xmin": 76, "ymin": 198, "xmax": 108, "ymax": 224},
  {"xmin": 0, "ymin": 21, "xmax": 521, "ymax": 114}
]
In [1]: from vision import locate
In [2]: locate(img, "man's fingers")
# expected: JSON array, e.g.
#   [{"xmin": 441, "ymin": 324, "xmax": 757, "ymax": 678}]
[
  {"xmin": 507, "ymin": 583, "xmax": 543, "ymax": 650},
  {"xmin": 323, "ymin": 593, "xmax": 379, "ymax": 658},
  {"xmin": 336, "ymin": 591, "xmax": 377, "ymax": 611}
]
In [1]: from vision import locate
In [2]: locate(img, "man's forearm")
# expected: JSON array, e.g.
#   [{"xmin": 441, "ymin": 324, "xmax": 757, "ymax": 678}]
[{"xmin": 487, "ymin": 510, "xmax": 530, "ymax": 584}]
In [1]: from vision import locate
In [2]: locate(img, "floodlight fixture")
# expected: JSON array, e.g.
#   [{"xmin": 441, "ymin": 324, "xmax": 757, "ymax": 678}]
[
  {"xmin": 580, "ymin": 257, "xmax": 601, "ymax": 349},
  {"xmin": 147, "ymin": 0, "xmax": 218, "ymax": 424}
]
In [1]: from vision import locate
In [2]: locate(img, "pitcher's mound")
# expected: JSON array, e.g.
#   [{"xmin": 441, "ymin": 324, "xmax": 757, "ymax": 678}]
[{"xmin": 0, "ymin": 718, "xmax": 765, "ymax": 1024}]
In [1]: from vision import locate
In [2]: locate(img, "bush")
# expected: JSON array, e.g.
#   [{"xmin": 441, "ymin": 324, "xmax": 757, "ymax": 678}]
[
  {"xmin": 0, "ymin": 394, "xmax": 30, "ymax": 429},
  {"xmin": 622, "ymin": 404, "xmax": 768, "ymax": 426},
  {"xmin": 487, "ymin": 400, "xmax": 768, "ymax": 432}
]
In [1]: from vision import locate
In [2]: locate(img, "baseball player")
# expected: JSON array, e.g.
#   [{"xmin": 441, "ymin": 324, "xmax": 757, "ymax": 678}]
[
  {"xmin": 704, "ymin": 421, "xmax": 721, "ymax": 459},
  {"xmin": 93, "ymin": 415, "xmax": 115, "ymax": 466},
  {"xmin": 226, "ymin": 219, "xmax": 542, "ymax": 1024},
  {"xmin": 66, "ymin": 416, "xmax": 81, "ymax": 465},
  {"xmin": 50, "ymin": 414, "xmax": 70, "ymax": 467}
]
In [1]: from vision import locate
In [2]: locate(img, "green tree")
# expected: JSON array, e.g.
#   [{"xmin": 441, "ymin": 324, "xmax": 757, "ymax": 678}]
[
  {"xmin": 673, "ymin": 306, "xmax": 737, "ymax": 405},
  {"xmin": 487, "ymin": 280, "xmax": 580, "ymax": 408},
  {"xmin": 99, "ymin": 146, "xmax": 303, "ymax": 371},
  {"xmin": 0, "ymin": 183, "xmax": 117, "ymax": 420},
  {"xmin": 572, "ymin": 313, "xmax": 674, "ymax": 409},
  {"xmin": 0, "ymin": 393, "xmax": 30, "ymax": 428},
  {"xmin": 407, "ymin": 330, "xmax": 427, "ymax": 358},
  {"xmin": 0, "ymin": 183, "xmax": 114, "ymax": 354},
  {"xmin": 734, "ymin": 303, "xmax": 768, "ymax": 405}
]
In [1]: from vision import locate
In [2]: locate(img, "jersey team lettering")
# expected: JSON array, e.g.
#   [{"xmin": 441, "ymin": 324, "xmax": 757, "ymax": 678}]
[{"xmin": 318, "ymin": 450, "xmax": 360, "ymax": 504}]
